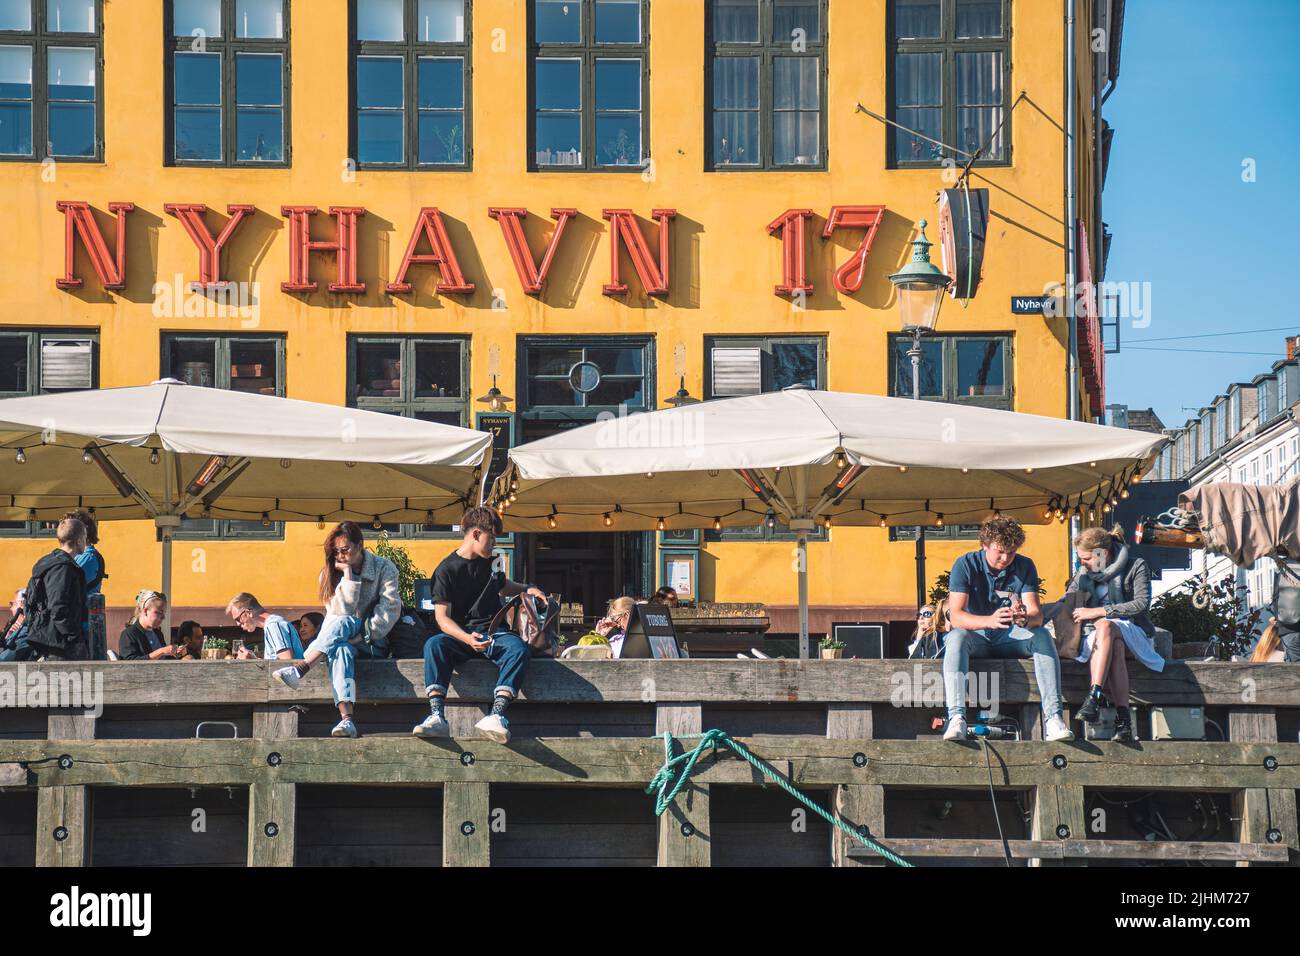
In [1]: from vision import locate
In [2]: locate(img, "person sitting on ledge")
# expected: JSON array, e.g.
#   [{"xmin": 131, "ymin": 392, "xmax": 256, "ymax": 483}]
[
  {"xmin": 942, "ymin": 515, "xmax": 1074, "ymax": 743},
  {"xmin": 175, "ymin": 620, "xmax": 204, "ymax": 659},
  {"xmin": 119, "ymin": 590, "xmax": 183, "ymax": 660},
  {"xmin": 595, "ymin": 596, "xmax": 636, "ymax": 658},
  {"xmin": 227, "ymin": 592, "xmax": 305, "ymax": 661},
  {"xmin": 1067, "ymin": 525, "xmax": 1162, "ymax": 741},
  {"xmin": 412, "ymin": 506, "xmax": 547, "ymax": 744},
  {"xmin": 296, "ymin": 611, "xmax": 324, "ymax": 647},
  {"xmin": 649, "ymin": 586, "xmax": 678, "ymax": 607},
  {"xmin": 272, "ymin": 521, "xmax": 401, "ymax": 739},
  {"xmin": 0, "ymin": 588, "xmax": 30, "ymax": 662}
]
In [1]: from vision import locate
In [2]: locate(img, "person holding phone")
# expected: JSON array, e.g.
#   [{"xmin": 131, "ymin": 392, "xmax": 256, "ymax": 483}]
[
  {"xmin": 941, "ymin": 516, "xmax": 1073, "ymax": 742},
  {"xmin": 119, "ymin": 590, "xmax": 182, "ymax": 660},
  {"xmin": 412, "ymin": 507, "xmax": 547, "ymax": 744}
]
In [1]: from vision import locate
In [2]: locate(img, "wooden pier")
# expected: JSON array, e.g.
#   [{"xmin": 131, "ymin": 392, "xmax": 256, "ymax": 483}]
[{"xmin": 1, "ymin": 659, "xmax": 1298, "ymax": 867}]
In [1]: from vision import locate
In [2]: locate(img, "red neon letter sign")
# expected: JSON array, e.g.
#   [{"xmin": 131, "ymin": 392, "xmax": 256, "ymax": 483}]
[
  {"xmin": 164, "ymin": 203, "xmax": 255, "ymax": 291},
  {"xmin": 822, "ymin": 205, "xmax": 886, "ymax": 294},
  {"xmin": 387, "ymin": 207, "xmax": 475, "ymax": 294},
  {"xmin": 489, "ymin": 207, "xmax": 577, "ymax": 296},
  {"xmin": 767, "ymin": 209, "xmax": 814, "ymax": 297},
  {"xmin": 602, "ymin": 208, "xmax": 675, "ymax": 297},
  {"xmin": 280, "ymin": 206, "xmax": 366, "ymax": 293},
  {"xmin": 56, "ymin": 201, "xmax": 135, "ymax": 291}
]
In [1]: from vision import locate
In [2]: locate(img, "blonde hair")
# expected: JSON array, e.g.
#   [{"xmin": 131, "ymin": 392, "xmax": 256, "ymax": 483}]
[
  {"xmin": 1251, "ymin": 621, "xmax": 1282, "ymax": 663},
  {"xmin": 926, "ymin": 597, "xmax": 950, "ymax": 636},
  {"xmin": 226, "ymin": 592, "xmax": 264, "ymax": 616},
  {"xmin": 606, "ymin": 596, "xmax": 636, "ymax": 619},
  {"xmin": 130, "ymin": 589, "xmax": 167, "ymax": 627},
  {"xmin": 1074, "ymin": 524, "xmax": 1125, "ymax": 552}
]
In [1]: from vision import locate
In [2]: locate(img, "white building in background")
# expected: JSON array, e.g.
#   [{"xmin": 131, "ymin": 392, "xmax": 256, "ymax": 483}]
[{"xmin": 1145, "ymin": 337, "xmax": 1300, "ymax": 609}]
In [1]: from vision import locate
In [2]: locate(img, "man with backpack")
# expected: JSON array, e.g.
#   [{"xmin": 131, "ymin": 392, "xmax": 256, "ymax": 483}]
[
  {"xmin": 24, "ymin": 516, "xmax": 90, "ymax": 661},
  {"xmin": 64, "ymin": 510, "xmax": 107, "ymax": 659},
  {"xmin": 412, "ymin": 506, "xmax": 549, "ymax": 744}
]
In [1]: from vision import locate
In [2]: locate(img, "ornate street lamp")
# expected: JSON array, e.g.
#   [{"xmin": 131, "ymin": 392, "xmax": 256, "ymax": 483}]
[
  {"xmin": 889, "ymin": 219, "xmax": 952, "ymax": 611},
  {"xmin": 889, "ymin": 219, "xmax": 952, "ymax": 400},
  {"xmin": 664, "ymin": 375, "xmax": 700, "ymax": 408}
]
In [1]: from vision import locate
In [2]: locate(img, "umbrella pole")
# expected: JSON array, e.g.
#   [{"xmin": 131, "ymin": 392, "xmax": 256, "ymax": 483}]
[
  {"xmin": 161, "ymin": 451, "xmax": 175, "ymax": 640},
  {"xmin": 797, "ymin": 531, "xmax": 809, "ymax": 659}
]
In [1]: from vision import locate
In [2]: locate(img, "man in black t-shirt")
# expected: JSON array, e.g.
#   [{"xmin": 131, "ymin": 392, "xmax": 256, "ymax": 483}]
[{"xmin": 413, "ymin": 506, "xmax": 547, "ymax": 744}]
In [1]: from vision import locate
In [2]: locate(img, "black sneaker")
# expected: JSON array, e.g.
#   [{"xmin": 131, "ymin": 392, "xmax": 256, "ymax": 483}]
[
  {"xmin": 1076, "ymin": 693, "xmax": 1104, "ymax": 724},
  {"xmin": 1113, "ymin": 711, "xmax": 1135, "ymax": 742}
]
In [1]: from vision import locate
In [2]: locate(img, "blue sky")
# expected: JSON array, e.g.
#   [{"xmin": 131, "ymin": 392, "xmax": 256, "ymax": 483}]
[{"xmin": 1102, "ymin": 0, "xmax": 1300, "ymax": 428}]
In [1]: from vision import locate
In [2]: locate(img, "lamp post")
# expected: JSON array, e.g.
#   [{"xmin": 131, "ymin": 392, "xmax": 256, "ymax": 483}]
[{"xmin": 889, "ymin": 219, "xmax": 952, "ymax": 610}]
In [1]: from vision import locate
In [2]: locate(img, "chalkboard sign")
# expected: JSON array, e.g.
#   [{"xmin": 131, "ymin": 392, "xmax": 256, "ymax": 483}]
[
  {"xmin": 476, "ymin": 411, "xmax": 515, "ymax": 492},
  {"xmin": 621, "ymin": 603, "xmax": 682, "ymax": 659}
]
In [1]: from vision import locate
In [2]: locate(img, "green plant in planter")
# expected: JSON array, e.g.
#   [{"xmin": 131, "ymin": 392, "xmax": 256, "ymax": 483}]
[
  {"xmin": 373, "ymin": 531, "xmax": 426, "ymax": 608},
  {"xmin": 818, "ymin": 636, "xmax": 846, "ymax": 650},
  {"xmin": 203, "ymin": 636, "xmax": 231, "ymax": 652},
  {"xmin": 1151, "ymin": 573, "xmax": 1260, "ymax": 659}
]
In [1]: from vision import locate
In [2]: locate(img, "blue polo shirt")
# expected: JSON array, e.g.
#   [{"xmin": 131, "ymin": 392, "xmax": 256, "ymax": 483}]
[
  {"xmin": 949, "ymin": 550, "xmax": 1040, "ymax": 617},
  {"xmin": 262, "ymin": 615, "xmax": 305, "ymax": 659}
]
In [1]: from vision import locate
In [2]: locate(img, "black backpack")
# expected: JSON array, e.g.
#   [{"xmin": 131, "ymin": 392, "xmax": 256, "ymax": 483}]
[{"xmin": 386, "ymin": 608, "xmax": 430, "ymax": 659}]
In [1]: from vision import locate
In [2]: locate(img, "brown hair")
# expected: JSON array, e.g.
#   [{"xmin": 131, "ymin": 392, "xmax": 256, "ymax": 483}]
[
  {"xmin": 62, "ymin": 509, "xmax": 98, "ymax": 545},
  {"xmin": 461, "ymin": 506, "xmax": 502, "ymax": 537},
  {"xmin": 319, "ymin": 521, "xmax": 365, "ymax": 603},
  {"xmin": 1251, "ymin": 622, "xmax": 1282, "ymax": 663},
  {"xmin": 979, "ymin": 515, "xmax": 1026, "ymax": 552},
  {"xmin": 1074, "ymin": 524, "xmax": 1125, "ymax": 552},
  {"xmin": 55, "ymin": 516, "xmax": 86, "ymax": 547}
]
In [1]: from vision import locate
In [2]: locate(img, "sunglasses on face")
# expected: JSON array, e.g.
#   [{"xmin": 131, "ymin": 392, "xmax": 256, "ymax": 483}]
[
  {"xmin": 333, "ymin": 545, "xmax": 357, "ymax": 557},
  {"xmin": 919, "ymin": 610, "xmax": 934, "ymax": 618}
]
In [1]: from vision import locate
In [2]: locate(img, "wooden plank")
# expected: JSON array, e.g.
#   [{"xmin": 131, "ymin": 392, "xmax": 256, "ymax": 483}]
[
  {"xmin": 1031, "ymin": 784, "xmax": 1086, "ymax": 867},
  {"xmin": 656, "ymin": 703, "xmax": 709, "ymax": 866},
  {"xmin": 827, "ymin": 703, "xmax": 877, "ymax": 867},
  {"xmin": 442, "ymin": 781, "xmax": 490, "ymax": 867},
  {"xmin": 847, "ymin": 838, "xmax": 1290, "ymax": 863},
  {"xmin": 47, "ymin": 708, "xmax": 96, "ymax": 741},
  {"xmin": 7, "ymin": 659, "xmax": 1300, "ymax": 706},
  {"xmin": 5, "ymin": 738, "xmax": 1300, "ymax": 790},
  {"xmin": 36, "ymin": 786, "xmax": 90, "ymax": 866},
  {"xmin": 252, "ymin": 704, "xmax": 300, "ymax": 740},
  {"xmin": 1229, "ymin": 708, "xmax": 1289, "ymax": 867},
  {"xmin": 247, "ymin": 782, "xmax": 295, "ymax": 867}
]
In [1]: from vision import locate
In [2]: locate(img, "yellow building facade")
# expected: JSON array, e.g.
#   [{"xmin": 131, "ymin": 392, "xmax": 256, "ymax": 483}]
[{"xmin": 0, "ymin": 0, "xmax": 1114, "ymax": 642}]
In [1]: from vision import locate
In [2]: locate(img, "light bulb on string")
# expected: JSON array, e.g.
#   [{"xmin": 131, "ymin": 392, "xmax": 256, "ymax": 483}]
[
  {"xmin": 656, "ymin": 517, "xmax": 666, "ymax": 531},
  {"xmin": 765, "ymin": 510, "xmax": 776, "ymax": 530},
  {"xmin": 879, "ymin": 514, "xmax": 888, "ymax": 528},
  {"xmin": 372, "ymin": 516, "xmax": 383, "ymax": 530},
  {"xmin": 603, "ymin": 513, "xmax": 613, "ymax": 527},
  {"xmin": 547, "ymin": 514, "xmax": 558, "ymax": 530},
  {"xmin": 713, "ymin": 516, "xmax": 722, "ymax": 531},
  {"xmin": 150, "ymin": 448, "xmax": 160, "ymax": 465},
  {"xmin": 14, "ymin": 448, "xmax": 24, "ymax": 464},
  {"xmin": 261, "ymin": 512, "xmax": 271, "ymax": 527},
  {"xmin": 835, "ymin": 452, "xmax": 846, "ymax": 470},
  {"xmin": 83, "ymin": 449, "xmax": 92, "ymax": 464},
  {"xmin": 317, "ymin": 517, "xmax": 325, "ymax": 530},
  {"xmin": 935, "ymin": 513, "xmax": 944, "ymax": 528}
]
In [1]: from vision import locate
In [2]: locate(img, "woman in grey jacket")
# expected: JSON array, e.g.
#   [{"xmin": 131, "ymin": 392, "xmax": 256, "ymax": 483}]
[
  {"xmin": 273, "ymin": 521, "xmax": 401, "ymax": 738},
  {"xmin": 1067, "ymin": 525, "xmax": 1163, "ymax": 741}
]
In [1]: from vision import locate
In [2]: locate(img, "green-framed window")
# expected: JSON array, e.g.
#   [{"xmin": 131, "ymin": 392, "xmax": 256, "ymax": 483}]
[
  {"xmin": 890, "ymin": 524, "xmax": 980, "ymax": 542},
  {"xmin": 348, "ymin": 334, "xmax": 470, "ymax": 538},
  {"xmin": 887, "ymin": 333, "xmax": 1013, "ymax": 410},
  {"xmin": 165, "ymin": 0, "xmax": 290, "ymax": 166},
  {"xmin": 706, "ymin": 0, "xmax": 826, "ymax": 170},
  {"xmin": 519, "ymin": 336, "xmax": 655, "ymax": 415},
  {"xmin": 888, "ymin": 0, "xmax": 1010, "ymax": 168},
  {"xmin": 704, "ymin": 334, "xmax": 824, "ymax": 399},
  {"xmin": 161, "ymin": 333, "xmax": 285, "ymax": 539},
  {"xmin": 0, "ymin": 0, "xmax": 102, "ymax": 162},
  {"xmin": 704, "ymin": 334, "xmax": 826, "ymax": 541},
  {"xmin": 0, "ymin": 328, "xmax": 98, "ymax": 536},
  {"xmin": 351, "ymin": 0, "xmax": 471, "ymax": 169},
  {"xmin": 528, "ymin": 0, "xmax": 649, "ymax": 171}
]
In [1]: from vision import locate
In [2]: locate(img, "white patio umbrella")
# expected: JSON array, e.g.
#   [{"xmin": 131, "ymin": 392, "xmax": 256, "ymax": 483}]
[
  {"xmin": 0, "ymin": 381, "xmax": 491, "ymax": 630},
  {"xmin": 489, "ymin": 388, "xmax": 1166, "ymax": 657}
]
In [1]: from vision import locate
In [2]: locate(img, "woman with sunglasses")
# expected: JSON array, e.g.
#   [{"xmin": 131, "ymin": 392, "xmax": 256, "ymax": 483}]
[
  {"xmin": 908, "ymin": 601, "xmax": 950, "ymax": 659},
  {"xmin": 119, "ymin": 590, "xmax": 183, "ymax": 660},
  {"xmin": 272, "ymin": 521, "xmax": 401, "ymax": 738}
]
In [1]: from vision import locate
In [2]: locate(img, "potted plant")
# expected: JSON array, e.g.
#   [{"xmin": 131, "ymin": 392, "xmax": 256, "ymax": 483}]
[
  {"xmin": 818, "ymin": 636, "xmax": 845, "ymax": 660},
  {"xmin": 202, "ymin": 636, "xmax": 232, "ymax": 660}
]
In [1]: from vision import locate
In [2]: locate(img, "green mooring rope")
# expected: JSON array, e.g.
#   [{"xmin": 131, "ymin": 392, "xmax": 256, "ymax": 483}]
[{"xmin": 645, "ymin": 728, "xmax": 913, "ymax": 867}]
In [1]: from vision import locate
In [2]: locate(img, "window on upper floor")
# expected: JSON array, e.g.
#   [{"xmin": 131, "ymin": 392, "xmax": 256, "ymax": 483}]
[
  {"xmin": 161, "ymin": 333, "xmax": 286, "ymax": 538},
  {"xmin": 166, "ymin": 0, "xmax": 289, "ymax": 166},
  {"xmin": 351, "ymin": 0, "xmax": 471, "ymax": 169},
  {"xmin": 706, "ymin": 0, "xmax": 826, "ymax": 170},
  {"xmin": 0, "ymin": 0, "xmax": 101, "ymax": 162},
  {"xmin": 0, "ymin": 328, "xmax": 98, "ymax": 536},
  {"xmin": 888, "ymin": 0, "xmax": 1010, "ymax": 168},
  {"xmin": 528, "ymin": 0, "xmax": 648, "ymax": 171},
  {"xmin": 888, "ymin": 332, "xmax": 1013, "ymax": 410},
  {"xmin": 705, "ymin": 334, "xmax": 824, "ymax": 398}
]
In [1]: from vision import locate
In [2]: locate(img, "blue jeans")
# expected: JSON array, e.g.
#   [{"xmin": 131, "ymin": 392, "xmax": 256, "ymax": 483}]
[
  {"xmin": 306, "ymin": 614, "xmax": 388, "ymax": 705},
  {"xmin": 423, "ymin": 631, "xmax": 531, "ymax": 699},
  {"xmin": 942, "ymin": 625, "xmax": 1063, "ymax": 721}
]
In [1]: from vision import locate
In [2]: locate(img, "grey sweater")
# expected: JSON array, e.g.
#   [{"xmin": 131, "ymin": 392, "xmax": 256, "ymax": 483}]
[
  {"xmin": 324, "ymin": 549, "xmax": 401, "ymax": 643},
  {"xmin": 1065, "ymin": 556, "xmax": 1155, "ymax": 638}
]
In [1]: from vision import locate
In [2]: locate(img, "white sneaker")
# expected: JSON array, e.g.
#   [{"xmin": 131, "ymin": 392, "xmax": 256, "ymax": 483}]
[
  {"xmin": 272, "ymin": 665, "xmax": 301, "ymax": 689},
  {"xmin": 412, "ymin": 713, "xmax": 449, "ymax": 738},
  {"xmin": 942, "ymin": 715, "xmax": 967, "ymax": 741},
  {"xmin": 331, "ymin": 718, "xmax": 358, "ymax": 738},
  {"xmin": 475, "ymin": 713, "xmax": 511, "ymax": 744},
  {"xmin": 1044, "ymin": 715, "xmax": 1075, "ymax": 742}
]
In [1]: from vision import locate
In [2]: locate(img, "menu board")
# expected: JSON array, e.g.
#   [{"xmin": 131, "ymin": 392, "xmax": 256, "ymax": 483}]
[{"xmin": 620, "ymin": 603, "xmax": 682, "ymax": 659}]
